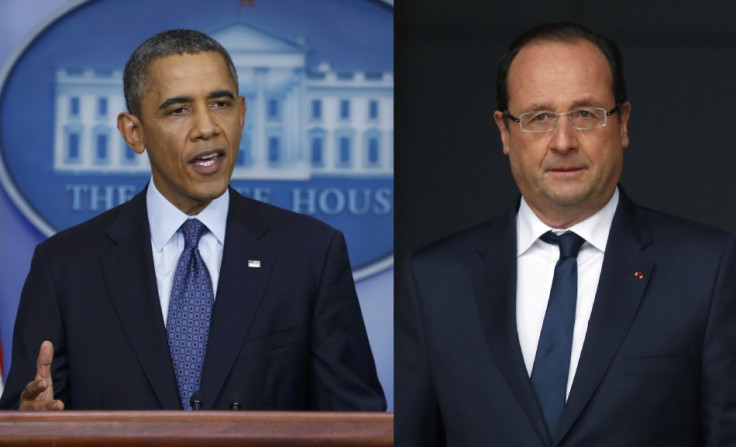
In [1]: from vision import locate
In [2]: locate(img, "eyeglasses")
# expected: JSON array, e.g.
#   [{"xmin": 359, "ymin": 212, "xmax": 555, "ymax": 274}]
[{"xmin": 505, "ymin": 105, "xmax": 619, "ymax": 133}]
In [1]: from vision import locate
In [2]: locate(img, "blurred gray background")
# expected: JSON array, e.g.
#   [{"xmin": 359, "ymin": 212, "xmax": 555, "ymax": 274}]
[{"xmin": 396, "ymin": 1, "xmax": 736, "ymax": 259}]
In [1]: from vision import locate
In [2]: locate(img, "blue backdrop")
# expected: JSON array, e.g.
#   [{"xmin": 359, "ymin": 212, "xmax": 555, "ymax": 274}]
[{"xmin": 0, "ymin": 0, "xmax": 393, "ymax": 410}]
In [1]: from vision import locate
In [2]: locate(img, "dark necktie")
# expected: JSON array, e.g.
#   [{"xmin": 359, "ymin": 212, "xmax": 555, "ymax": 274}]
[
  {"xmin": 166, "ymin": 218, "xmax": 214, "ymax": 410},
  {"xmin": 531, "ymin": 231, "xmax": 585, "ymax": 437}
]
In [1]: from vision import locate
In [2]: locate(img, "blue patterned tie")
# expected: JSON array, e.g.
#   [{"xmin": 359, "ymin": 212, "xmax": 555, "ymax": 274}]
[
  {"xmin": 531, "ymin": 231, "xmax": 585, "ymax": 437},
  {"xmin": 166, "ymin": 218, "xmax": 214, "ymax": 410}
]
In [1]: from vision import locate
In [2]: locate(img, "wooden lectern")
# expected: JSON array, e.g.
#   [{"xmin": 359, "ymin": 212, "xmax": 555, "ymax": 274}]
[{"xmin": 0, "ymin": 411, "xmax": 393, "ymax": 446}]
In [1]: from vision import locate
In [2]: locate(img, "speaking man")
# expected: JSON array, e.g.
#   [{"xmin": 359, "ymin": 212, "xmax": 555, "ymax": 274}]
[
  {"xmin": 396, "ymin": 22, "xmax": 736, "ymax": 446},
  {"xmin": 0, "ymin": 29, "xmax": 385, "ymax": 412}
]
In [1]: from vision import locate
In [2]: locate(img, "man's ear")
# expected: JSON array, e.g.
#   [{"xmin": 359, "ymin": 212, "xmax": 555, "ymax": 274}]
[
  {"xmin": 239, "ymin": 95, "xmax": 246, "ymax": 129},
  {"xmin": 117, "ymin": 112, "xmax": 146, "ymax": 154},
  {"xmin": 618, "ymin": 101, "xmax": 631, "ymax": 149},
  {"xmin": 493, "ymin": 110, "xmax": 511, "ymax": 155}
]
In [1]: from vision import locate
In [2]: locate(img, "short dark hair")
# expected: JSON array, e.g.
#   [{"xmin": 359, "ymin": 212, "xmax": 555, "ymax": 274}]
[
  {"xmin": 123, "ymin": 29, "xmax": 238, "ymax": 117},
  {"xmin": 496, "ymin": 22, "xmax": 627, "ymax": 114}
]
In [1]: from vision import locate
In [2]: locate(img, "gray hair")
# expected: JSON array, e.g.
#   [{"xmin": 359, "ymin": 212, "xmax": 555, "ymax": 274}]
[{"xmin": 123, "ymin": 29, "xmax": 238, "ymax": 117}]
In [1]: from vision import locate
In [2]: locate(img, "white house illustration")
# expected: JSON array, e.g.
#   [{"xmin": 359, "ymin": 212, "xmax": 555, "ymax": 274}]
[{"xmin": 53, "ymin": 22, "xmax": 393, "ymax": 180}]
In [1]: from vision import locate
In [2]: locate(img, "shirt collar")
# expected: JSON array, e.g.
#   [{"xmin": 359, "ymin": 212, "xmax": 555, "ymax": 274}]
[
  {"xmin": 146, "ymin": 177, "xmax": 229, "ymax": 252},
  {"xmin": 516, "ymin": 187, "xmax": 619, "ymax": 256}
]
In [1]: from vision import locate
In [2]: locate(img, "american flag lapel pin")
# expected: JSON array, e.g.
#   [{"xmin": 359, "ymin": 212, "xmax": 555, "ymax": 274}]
[{"xmin": 248, "ymin": 260, "xmax": 261, "ymax": 268}]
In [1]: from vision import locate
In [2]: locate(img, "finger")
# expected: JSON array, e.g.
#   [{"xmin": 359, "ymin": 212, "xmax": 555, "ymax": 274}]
[
  {"xmin": 34, "ymin": 341, "xmax": 54, "ymax": 381},
  {"xmin": 20, "ymin": 398, "xmax": 64, "ymax": 411},
  {"xmin": 49, "ymin": 399, "xmax": 64, "ymax": 411},
  {"xmin": 19, "ymin": 379, "xmax": 64, "ymax": 411},
  {"xmin": 20, "ymin": 379, "xmax": 47, "ymax": 401}
]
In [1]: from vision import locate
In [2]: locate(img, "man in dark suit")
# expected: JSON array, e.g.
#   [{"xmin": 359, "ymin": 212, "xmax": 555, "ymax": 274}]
[
  {"xmin": 396, "ymin": 22, "xmax": 736, "ymax": 446},
  {"xmin": 0, "ymin": 29, "xmax": 385, "ymax": 411}
]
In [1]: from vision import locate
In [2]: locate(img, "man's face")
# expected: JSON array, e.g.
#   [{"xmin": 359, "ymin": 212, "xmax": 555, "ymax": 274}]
[
  {"xmin": 118, "ymin": 51, "xmax": 245, "ymax": 215},
  {"xmin": 493, "ymin": 40, "xmax": 630, "ymax": 228}
]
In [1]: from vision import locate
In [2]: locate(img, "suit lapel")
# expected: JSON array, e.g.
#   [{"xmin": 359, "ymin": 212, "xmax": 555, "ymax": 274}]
[
  {"xmin": 556, "ymin": 193, "xmax": 654, "ymax": 442},
  {"xmin": 474, "ymin": 205, "xmax": 553, "ymax": 445},
  {"xmin": 100, "ymin": 189, "xmax": 181, "ymax": 409},
  {"xmin": 199, "ymin": 191, "xmax": 274, "ymax": 408}
]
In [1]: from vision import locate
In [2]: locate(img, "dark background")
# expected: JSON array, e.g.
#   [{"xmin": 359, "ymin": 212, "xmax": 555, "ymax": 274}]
[{"xmin": 395, "ymin": 0, "xmax": 736, "ymax": 260}]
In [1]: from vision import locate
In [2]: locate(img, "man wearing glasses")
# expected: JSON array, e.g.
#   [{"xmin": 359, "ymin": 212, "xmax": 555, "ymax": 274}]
[{"xmin": 396, "ymin": 22, "xmax": 736, "ymax": 446}]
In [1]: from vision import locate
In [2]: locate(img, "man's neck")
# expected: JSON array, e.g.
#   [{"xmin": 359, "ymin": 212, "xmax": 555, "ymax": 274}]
[{"xmin": 525, "ymin": 195, "xmax": 615, "ymax": 230}]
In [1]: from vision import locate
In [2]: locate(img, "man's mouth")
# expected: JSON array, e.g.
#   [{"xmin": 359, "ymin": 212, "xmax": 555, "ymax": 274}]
[
  {"xmin": 549, "ymin": 165, "xmax": 583, "ymax": 172},
  {"xmin": 192, "ymin": 152, "xmax": 222, "ymax": 167}
]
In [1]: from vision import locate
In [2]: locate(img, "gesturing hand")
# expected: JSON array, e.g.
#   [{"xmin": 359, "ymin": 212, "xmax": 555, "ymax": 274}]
[{"xmin": 19, "ymin": 340, "xmax": 64, "ymax": 411}]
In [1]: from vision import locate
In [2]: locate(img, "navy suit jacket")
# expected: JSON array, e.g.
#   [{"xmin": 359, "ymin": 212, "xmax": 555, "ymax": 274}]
[
  {"xmin": 0, "ymin": 187, "xmax": 385, "ymax": 411},
  {"xmin": 396, "ymin": 192, "xmax": 736, "ymax": 446}
]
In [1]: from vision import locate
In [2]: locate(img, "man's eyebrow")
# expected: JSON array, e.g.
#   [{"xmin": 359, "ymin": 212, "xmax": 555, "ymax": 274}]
[
  {"xmin": 522, "ymin": 99, "xmax": 601, "ymax": 113},
  {"xmin": 524, "ymin": 102, "xmax": 555, "ymax": 112},
  {"xmin": 208, "ymin": 90, "xmax": 236, "ymax": 100},
  {"xmin": 157, "ymin": 90, "xmax": 235, "ymax": 111},
  {"xmin": 158, "ymin": 96, "xmax": 192, "ymax": 111},
  {"xmin": 569, "ymin": 99, "xmax": 598, "ymax": 108}
]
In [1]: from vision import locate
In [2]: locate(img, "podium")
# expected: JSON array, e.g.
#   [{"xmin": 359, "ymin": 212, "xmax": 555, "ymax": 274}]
[{"xmin": 0, "ymin": 411, "xmax": 393, "ymax": 446}]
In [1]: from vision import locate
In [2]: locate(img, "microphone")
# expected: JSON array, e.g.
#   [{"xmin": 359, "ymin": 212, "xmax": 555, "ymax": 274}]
[
  {"xmin": 189, "ymin": 391, "xmax": 204, "ymax": 411},
  {"xmin": 229, "ymin": 393, "xmax": 243, "ymax": 410}
]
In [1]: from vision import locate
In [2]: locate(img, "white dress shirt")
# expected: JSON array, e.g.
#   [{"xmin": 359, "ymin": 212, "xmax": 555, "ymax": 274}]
[
  {"xmin": 516, "ymin": 188, "xmax": 619, "ymax": 398},
  {"xmin": 146, "ymin": 178, "xmax": 228, "ymax": 325}
]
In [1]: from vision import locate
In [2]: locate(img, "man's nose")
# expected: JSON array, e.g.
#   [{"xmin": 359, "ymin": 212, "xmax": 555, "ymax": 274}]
[
  {"xmin": 548, "ymin": 114, "xmax": 578, "ymax": 153},
  {"xmin": 191, "ymin": 106, "xmax": 219, "ymax": 139}
]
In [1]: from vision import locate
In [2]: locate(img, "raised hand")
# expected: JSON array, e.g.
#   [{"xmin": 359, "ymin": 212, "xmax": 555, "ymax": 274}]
[{"xmin": 19, "ymin": 341, "xmax": 64, "ymax": 411}]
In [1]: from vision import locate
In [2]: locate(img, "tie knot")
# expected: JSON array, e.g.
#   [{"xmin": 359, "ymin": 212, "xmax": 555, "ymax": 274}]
[
  {"xmin": 540, "ymin": 231, "xmax": 585, "ymax": 259},
  {"xmin": 180, "ymin": 218, "xmax": 207, "ymax": 249}
]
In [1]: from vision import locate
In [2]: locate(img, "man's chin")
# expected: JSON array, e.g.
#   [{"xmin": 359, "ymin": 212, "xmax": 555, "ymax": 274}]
[
  {"xmin": 195, "ymin": 184, "xmax": 229, "ymax": 201},
  {"xmin": 542, "ymin": 183, "xmax": 588, "ymax": 202}
]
